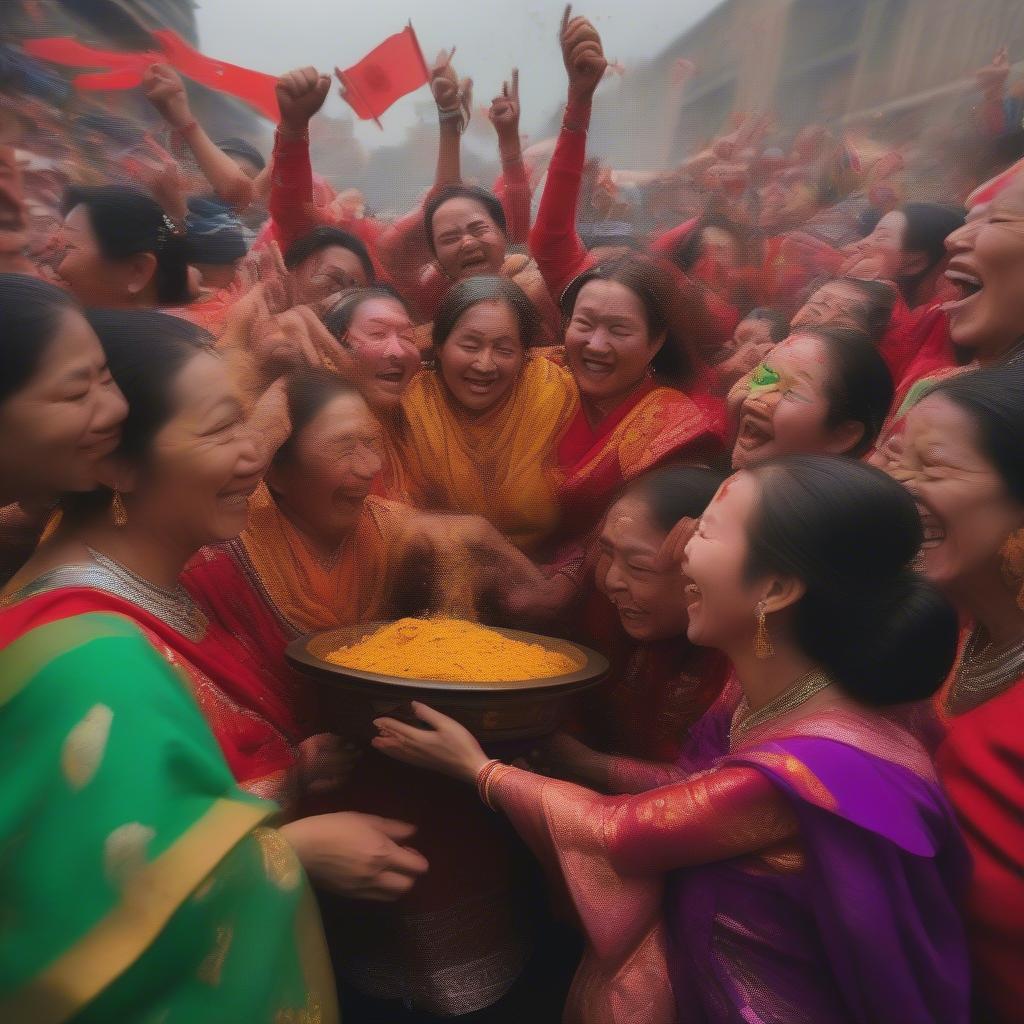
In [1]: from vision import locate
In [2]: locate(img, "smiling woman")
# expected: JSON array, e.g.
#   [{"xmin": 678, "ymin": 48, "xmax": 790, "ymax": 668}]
[
  {"xmin": 730, "ymin": 326, "xmax": 893, "ymax": 469},
  {"xmin": 891, "ymin": 365, "xmax": 1024, "ymax": 1022},
  {"xmin": 0, "ymin": 310, "xmax": 302, "ymax": 801},
  {"xmin": 400, "ymin": 275, "xmax": 577, "ymax": 550}
]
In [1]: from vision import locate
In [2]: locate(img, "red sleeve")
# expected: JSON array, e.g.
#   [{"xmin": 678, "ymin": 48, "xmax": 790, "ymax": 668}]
[
  {"xmin": 268, "ymin": 129, "xmax": 316, "ymax": 252},
  {"xmin": 494, "ymin": 154, "xmax": 532, "ymax": 246},
  {"xmin": 375, "ymin": 199, "xmax": 449, "ymax": 321},
  {"xmin": 528, "ymin": 98, "xmax": 594, "ymax": 302},
  {"xmin": 650, "ymin": 216, "xmax": 698, "ymax": 256}
]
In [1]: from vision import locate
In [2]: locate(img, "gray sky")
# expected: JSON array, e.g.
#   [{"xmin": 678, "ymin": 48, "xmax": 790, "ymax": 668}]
[{"xmin": 193, "ymin": 0, "xmax": 721, "ymax": 147}]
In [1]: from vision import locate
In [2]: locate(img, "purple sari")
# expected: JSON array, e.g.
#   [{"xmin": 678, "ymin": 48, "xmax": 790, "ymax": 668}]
[{"xmin": 489, "ymin": 683, "xmax": 971, "ymax": 1024}]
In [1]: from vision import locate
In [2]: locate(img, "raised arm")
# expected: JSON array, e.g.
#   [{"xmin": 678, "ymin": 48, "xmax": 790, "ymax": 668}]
[
  {"xmin": 489, "ymin": 69, "xmax": 530, "ymax": 245},
  {"xmin": 143, "ymin": 63, "xmax": 255, "ymax": 211},
  {"xmin": 529, "ymin": 5, "xmax": 607, "ymax": 301},
  {"xmin": 430, "ymin": 48, "xmax": 472, "ymax": 189},
  {"xmin": 269, "ymin": 66, "xmax": 331, "ymax": 252}
]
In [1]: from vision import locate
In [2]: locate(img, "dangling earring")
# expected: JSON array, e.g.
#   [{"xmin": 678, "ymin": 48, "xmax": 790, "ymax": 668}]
[
  {"xmin": 999, "ymin": 527, "xmax": 1024, "ymax": 611},
  {"xmin": 111, "ymin": 491, "xmax": 128, "ymax": 528},
  {"xmin": 754, "ymin": 600, "xmax": 774, "ymax": 659}
]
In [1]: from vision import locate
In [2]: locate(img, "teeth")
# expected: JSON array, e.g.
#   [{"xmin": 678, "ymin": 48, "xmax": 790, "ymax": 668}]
[{"xmin": 945, "ymin": 270, "xmax": 982, "ymax": 287}]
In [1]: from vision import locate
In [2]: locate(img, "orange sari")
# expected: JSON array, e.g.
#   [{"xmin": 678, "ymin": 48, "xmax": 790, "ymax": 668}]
[{"xmin": 401, "ymin": 358, "xmax": 578, "ymax": 550}]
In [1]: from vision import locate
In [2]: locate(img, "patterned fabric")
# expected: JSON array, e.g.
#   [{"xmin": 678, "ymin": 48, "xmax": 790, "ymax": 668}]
[
  {"xmin": 401, "ymin": 358, "xmax": 577, "ymax": 551},
  {"xmin": 0, "ymin": 600, "xmax": 336, "ymax": 1024}
]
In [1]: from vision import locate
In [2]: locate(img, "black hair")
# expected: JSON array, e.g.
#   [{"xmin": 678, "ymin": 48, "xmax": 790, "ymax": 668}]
[
  {"xmin": 743, "ymin": 307, "xmax": 790, "ymax": 344},
  {"xmin": 560, "ymin": 254, "xmax": 705, "ymax": 385},
  {"xmin": 933, "ymin": 365, "xmax": 1024, "ymax": 504},
  {"xmin": 216, "ymin": 137, "xmax": 266, "ymax": 172},
  {"xmin": 628, "ymin": 466, "xmax": 727, "ymax": 533},
  {"xmin": 898, "ymin": 202, "xmax": 965, "ymax": 284},
  {"xmin": 283, "ymin": 226, "xmax": 375, "ymax": 283},
  {"xmin": 63, "ymin": 186, "xmax": 190, "ymax": 305},
  {"xmin": 433, "ymin": 275, "xmax": 541, "ymax": 351},
  {"xmin": 84, "ymin": 310, "xmax": 211, "ymax": 462},
  {"xmin": 273, "ymin": 369, "xmax": 363, "ymax": 466},
  {"xmin": 423, "ymin": 185, "xmax": 508, "ymax": 256},
  {"xmin": 794, "ymin": 326, "xmax": 894, "ymax": 457},
  {"xmin": 745, "ymin": 455, "xmax": 959, "ymax": 705},
  {"xmin": 322, "ymin": 285, "xmax": 409, "ymax": 341},
  {"xmin": 836, "ymin": 277, "xmax": 897, "ymax": 341},
  {"xmin": 0, "ymin": 274, "xmax": 78, "ymax": 404}
]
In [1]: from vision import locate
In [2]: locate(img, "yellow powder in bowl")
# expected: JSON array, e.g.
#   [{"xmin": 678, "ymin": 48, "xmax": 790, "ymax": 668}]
[{"xmin": 325, "ymin": 618, "xmax": 583, "ymax": 682}]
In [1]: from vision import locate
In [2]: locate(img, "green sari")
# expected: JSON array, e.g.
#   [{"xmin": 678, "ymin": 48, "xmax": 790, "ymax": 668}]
[{"xmin": 0, "ymin": 599, "xmax": 338, "ymax": 1024}]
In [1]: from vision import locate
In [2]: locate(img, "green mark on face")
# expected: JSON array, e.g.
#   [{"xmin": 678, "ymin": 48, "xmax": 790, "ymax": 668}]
[{"xmin": 750, "ymin": 364, "xmax": 780, "ymax": 389}]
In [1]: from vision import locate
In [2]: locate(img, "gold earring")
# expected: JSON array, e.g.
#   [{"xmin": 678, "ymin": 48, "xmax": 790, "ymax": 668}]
[
  {"xmin": 111, "ymin": 491, "xmax": 128, "ymax": 528},
  {"xmin": 999, "ymin": 527, "xmax": 1024, "ymax": 611},
  {"xmin": 754, "ymin": 600, "xmax": 774, "ymax": 659}
]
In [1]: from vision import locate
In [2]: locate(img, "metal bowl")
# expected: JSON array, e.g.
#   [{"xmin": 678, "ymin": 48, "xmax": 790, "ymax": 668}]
[{"xmin": 286, "ymin": 622, "xmax": 609, "ymax": 742}]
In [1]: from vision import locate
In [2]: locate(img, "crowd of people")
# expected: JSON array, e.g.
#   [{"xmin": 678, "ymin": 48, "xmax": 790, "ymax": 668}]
[{"xmin": 1, "ymin": 6, "xmax": 1023, "ymax": 1023}]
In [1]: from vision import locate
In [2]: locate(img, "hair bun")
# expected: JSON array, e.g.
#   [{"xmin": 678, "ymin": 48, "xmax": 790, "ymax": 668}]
[{"xmin": 811, "ymin": 569, "xmax": 959, "ymax": 706}]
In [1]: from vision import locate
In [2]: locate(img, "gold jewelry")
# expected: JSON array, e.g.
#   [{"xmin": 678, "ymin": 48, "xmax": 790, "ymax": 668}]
[
  {"xmin": 946, "ymin": 626, "xmax": 1024, "ymax": 717},
  {"xmin": 476, "ymin": 759, "xmax": 504, "ymax": 810},
  {"xmin": 998, "ymin": 527, "xmax": 1024, "ymax": 611},
  {"xmin": 111, "ymin": 491, "xmax": 128, "ymax": 528},
  {"xmin": 754, "ymin": 600, "xmax": 774, "ymax": 659},
  {"xmin": 729, "ymin": 668, "xmax": 833, "ymax": 747}
]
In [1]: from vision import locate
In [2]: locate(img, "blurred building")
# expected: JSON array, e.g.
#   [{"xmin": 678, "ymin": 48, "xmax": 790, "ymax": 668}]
[{"xmin": 584, "ymin": 0, "xmax": 1024, "ymax": 168}]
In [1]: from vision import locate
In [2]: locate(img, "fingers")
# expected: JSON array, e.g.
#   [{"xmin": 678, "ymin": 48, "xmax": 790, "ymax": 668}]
[
  {"xmin": 373, "ymin": 715, "xmax": 432, "ymax": 742},
  {"xmin": 371, "ymin": 817, "xmax": 418, "ymax": 843},
  {"xmin": 365, "ymin": 871, "xmax": 417, "ymax": 901},
  {"xmin": 510, "ymin": 67, "xmax": 519, "ymax": 99},
  {"xmin": 410, "ymin": 701, "xmax": 453, "ymax": 729},
  {"xmin": 382, "ymin": 841, "xmax": 429, "ymax": 877},
  {"xmin": 560, "ymin": 4, "xmax": 572, "ymax": 37}
]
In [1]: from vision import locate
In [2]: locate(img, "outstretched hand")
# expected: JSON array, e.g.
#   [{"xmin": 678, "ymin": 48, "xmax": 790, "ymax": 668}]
[
  {"xmin": 280, "ymin": 811, "xmax": 428, "ymax": 901},
  {"xmin": 277, "ymin": 66, "xmax": 331, "ymax": 131},
  {"xmin": 373, "ymin": 702, "xmax": 490, "ymax": 784},
  {"xmin": 560, "ymin": 4, "xmax": 608, "ymax": 103},
  {"xmin": 488, "ymin": 68, "xmax": 520, "ymax": 141},
  {"xmin": 431, "ymin": 48, "xmax": 473, "ymax": 122},
  {"xmin": 142, "ymin": 63, "xmax": 193, "ymax": 130}
]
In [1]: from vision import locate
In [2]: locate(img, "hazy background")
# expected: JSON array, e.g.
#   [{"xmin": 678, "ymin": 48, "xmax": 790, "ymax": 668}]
[{"xmin": 193, "ymin": 0, "xmax": 722, "ymax": 148}]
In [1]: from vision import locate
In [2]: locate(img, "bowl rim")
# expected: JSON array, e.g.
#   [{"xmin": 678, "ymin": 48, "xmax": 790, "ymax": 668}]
[{"xmin": 285, "ymin": 620, "xmax": 610, "ymax": 695}]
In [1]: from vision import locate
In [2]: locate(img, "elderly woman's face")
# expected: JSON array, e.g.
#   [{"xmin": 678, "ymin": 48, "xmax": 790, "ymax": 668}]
[{"xmin": 895, "ymin": 394, "xmax": 1024, "ymax": 594}]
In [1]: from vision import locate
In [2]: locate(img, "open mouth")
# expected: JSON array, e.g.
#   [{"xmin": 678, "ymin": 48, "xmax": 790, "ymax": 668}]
[
  {"xmin": 460, "ymin": 254, "xmax": 489, "ymax": 273},
  {"xmin": 734, "ymin": 413, "xmax": 773, "ymax": 451},
  {"xmin": 942, "ymin": 267, "xmax": 983, "ymax": 313},
  {"xmin": 375, "ymin": 369, "xmax": 406, "ymax": 388},
  {"xmin": 80, "ymin": 430, "xmax": 121, "ymax": 459},
  {"xmin": 580, "ymin": 356, "xmax": 614, "ymax": 376},
  {"xmin": 218, "ymin": 481, "xmax": 260, "ymax": 507},
  {"xmin": 465, "ymin": 379, "xmax": 498, "ymax": 396},
  {"xmin": 915, "ymin": 502, "xmax": 947, "ymax": 549},
  {"xmin": 684, "ymin": 583, "xmax": 702, "ymax": 609}
]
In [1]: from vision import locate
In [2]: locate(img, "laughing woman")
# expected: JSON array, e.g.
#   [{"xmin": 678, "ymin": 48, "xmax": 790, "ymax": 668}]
[
  {"xmin": 0, "ymin": 300, "xmax": 427, "ymax": 1023},
  {"xmin": 893, "ymin": 366, "xmax": 1024, "ymax": 1023},
  {"xmin": 373, "ymin": 457, "xmax": 969, "ymax": 1024},
  {"xmin": 400, "ymin": 275, "xmax": 577, "ymax": 551},
  {"xmin": 730, "ymin": 326, "xmax": 893, "ymax": 470}
]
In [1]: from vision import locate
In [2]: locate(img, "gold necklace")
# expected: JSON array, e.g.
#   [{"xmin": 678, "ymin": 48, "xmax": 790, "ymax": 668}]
[
  {"xmin": 729, "ymin": 668, "xmax": 833, "ymax": 747},
  {"xmin": 946, "ymin": 626, "xmax": 1024, "ymax": 717}
]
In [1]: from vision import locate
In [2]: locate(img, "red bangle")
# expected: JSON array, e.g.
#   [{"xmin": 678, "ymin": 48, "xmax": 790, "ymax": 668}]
[{"xmin": 476, "ymin": 759, "xmax": 505, "ymax": 810}]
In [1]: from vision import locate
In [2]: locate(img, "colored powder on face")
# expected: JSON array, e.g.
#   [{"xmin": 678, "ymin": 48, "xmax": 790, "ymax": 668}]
[
  {"xmin": 750, "ymin": 363, "xmax": 781, "ymax": 389},
  {"xmin": 326, "ymin": 617, "xmax": 583, "ymax": 682}
]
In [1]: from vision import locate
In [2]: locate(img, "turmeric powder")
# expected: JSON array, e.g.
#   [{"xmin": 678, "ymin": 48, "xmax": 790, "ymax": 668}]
[{"xmin": 326, "ymin": 617, "xmax": 583, "ymax": 682}]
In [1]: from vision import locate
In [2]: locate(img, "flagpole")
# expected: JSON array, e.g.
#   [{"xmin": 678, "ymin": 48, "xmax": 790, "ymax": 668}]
[
  {"xmin": 339, "ymin": 67, "xmax": 383, "ymax": 130},
  {"xmin": 407, "ymin": 20, "xmax": 431, "ymax": 83}
]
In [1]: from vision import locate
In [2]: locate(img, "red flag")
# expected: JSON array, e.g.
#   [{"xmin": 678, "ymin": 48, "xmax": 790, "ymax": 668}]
[
  {"xmin": 337, "ymin": 25, "xmax": 430, "ymax": 124},
  {"xmin": 151, "ymin": 31, "xmax": 279, "ymax": 122},
  {"xmin": 23, "ymin": 34, "xmax": 278, "ymax": 121}
]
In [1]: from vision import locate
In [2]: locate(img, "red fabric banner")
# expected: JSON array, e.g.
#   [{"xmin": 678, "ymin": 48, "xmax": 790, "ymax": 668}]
[
  {"xmin": 22, "ymin": 33, "xmax": 279, "ymax": 121},
  {"xmin": 337, "ymin": 25, "xmax": 430, "ymax": 123}
]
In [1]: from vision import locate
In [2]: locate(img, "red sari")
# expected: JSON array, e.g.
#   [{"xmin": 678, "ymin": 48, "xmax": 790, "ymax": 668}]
[
  {"xmin": 586, "ymin": 638, "xmax": 730, "ymax": 764},
  {"xmin": 0, "ymin": 583, "xmax": 298, "ymax": 801},
  {"xmin": 557, "ymin": 378, "xmax": 727, "ymax": 539},
  {"xmin": 937, "ymin": 667, "xmax": 1024, "ymax": 1023}
]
